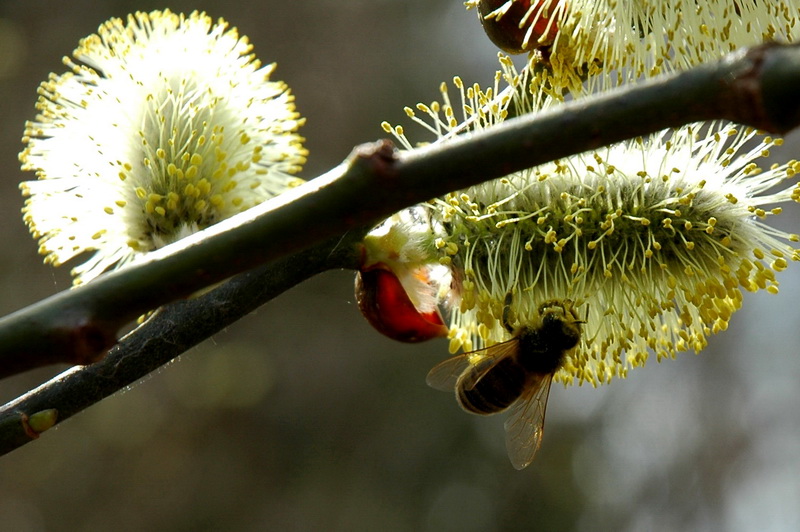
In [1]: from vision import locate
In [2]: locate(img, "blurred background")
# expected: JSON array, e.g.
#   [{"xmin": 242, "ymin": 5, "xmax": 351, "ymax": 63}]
[{"xmin": 0, "ymin": 1, "xmax": 799, "ymax": 531}]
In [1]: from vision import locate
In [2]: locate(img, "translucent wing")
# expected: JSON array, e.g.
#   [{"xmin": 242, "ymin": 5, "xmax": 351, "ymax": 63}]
[
  {"xmin": 426, "ymin": 354, "xmax": 471, "ymax": 391},
  {"xmin": 426, "ymin": 338, "xmax": 519, "ymax": 392},
  {"xmin": 503, "ymin": 374, "xmax": 554, "ymax": 470}
]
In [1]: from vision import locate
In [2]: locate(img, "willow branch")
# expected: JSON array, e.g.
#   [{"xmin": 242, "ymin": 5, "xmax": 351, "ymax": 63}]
[
  {"xmin": 0, "ymin": 236, "xmax": 352, "ymax": 455},
  {"xmin": 0, "ymin": 42, "xmax": 799, "ymax": 378}
]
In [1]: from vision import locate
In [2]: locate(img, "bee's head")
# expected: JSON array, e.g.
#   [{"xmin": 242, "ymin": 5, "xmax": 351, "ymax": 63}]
[
  {"xmin": 538, "ymin": 299, "xmax": 583, "ymax": 350},
  {"xmin": 538, "ymin": 299, "xmax": 582, "ymax": 323}
]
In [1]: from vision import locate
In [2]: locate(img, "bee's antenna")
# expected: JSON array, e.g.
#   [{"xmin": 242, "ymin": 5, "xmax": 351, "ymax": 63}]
[{"xmin": 567, "ymin": 300, "xmax": 588, "ymax": 325}]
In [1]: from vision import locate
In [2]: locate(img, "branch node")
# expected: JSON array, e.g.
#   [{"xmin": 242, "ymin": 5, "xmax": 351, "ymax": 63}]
[
  {"xmin": 349, "ymin": 139, "xmax": 399, "ymax": 178},
  {"xmin": 19, "ymin": 409, "xmax": 58, "ymax": 439}
]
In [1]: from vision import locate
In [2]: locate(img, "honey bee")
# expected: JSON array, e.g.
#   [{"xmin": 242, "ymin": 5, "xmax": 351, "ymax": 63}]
[{"xmin": 426, "ymin": 297, "xmax": 583, "ymax": 469}]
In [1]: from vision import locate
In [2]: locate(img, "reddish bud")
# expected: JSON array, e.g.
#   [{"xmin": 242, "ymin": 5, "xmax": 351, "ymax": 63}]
[
  {"xmin": 478, "ymin": 0, "xmax": 560, "ymax": 54},
  {"xmin": 355, "ymin": 267, "xmax": 448, "ymax": 343}
]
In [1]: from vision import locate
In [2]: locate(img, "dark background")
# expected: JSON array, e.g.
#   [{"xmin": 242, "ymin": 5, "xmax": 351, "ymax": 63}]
[{"xmin": 0, "ymin": 2, "xmax": 798, "ymax": 531}]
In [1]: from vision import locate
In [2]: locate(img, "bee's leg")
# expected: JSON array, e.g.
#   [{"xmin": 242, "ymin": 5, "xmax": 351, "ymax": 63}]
[{"xmin": 502, "ymin": 292, "xmax": 515, "ymax": 334}]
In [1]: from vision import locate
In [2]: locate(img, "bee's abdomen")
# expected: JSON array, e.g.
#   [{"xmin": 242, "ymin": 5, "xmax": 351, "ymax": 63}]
[{"xmin": 457, "ymin": 358, "xmax": 526, "ymax": 415}]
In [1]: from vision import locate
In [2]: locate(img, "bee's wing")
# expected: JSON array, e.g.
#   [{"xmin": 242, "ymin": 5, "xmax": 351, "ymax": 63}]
[
  {"xmin": 503, "ymin": 375, "xmax": 553, "ymax": 470},
  {"xmin": 426, "ymin": 339, "xmax": 518, "ymax": 392},
  {"xmin": 425, "ymin": 354, "xmax": 471, "ymax": 391}
]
